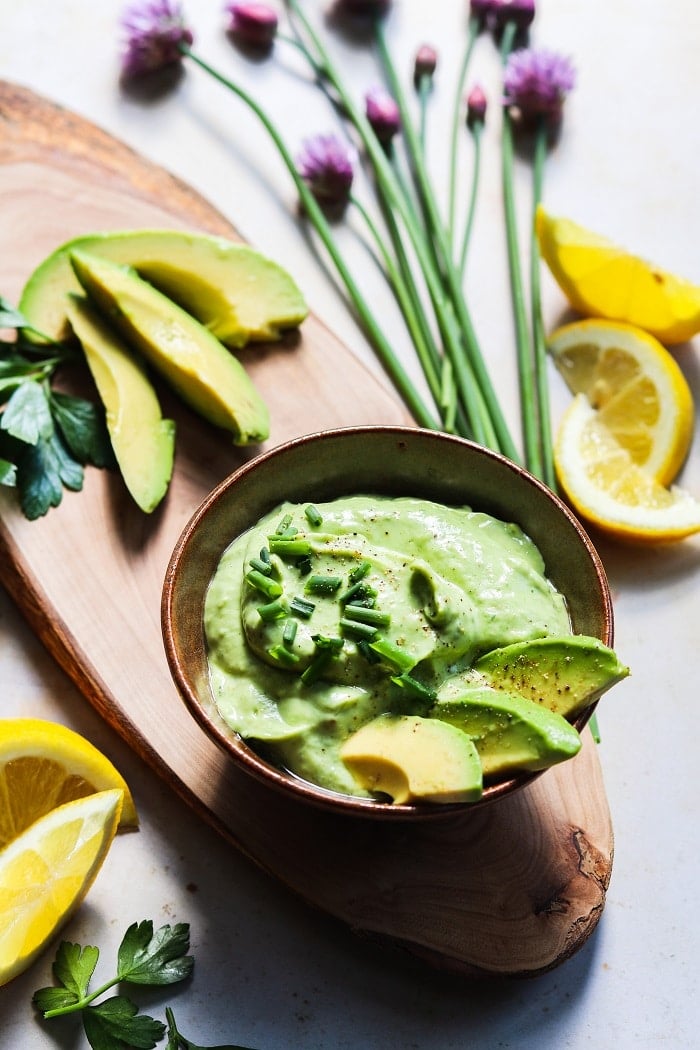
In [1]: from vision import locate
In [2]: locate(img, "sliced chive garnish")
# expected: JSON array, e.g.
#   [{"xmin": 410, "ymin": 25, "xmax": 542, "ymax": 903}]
[
  {"xmin": 349, "ymin": 560, "xmax": 372, "ymax": 584},
  {"xmin": 343, "ymin": 605, "xmax": 390, "ymax": 628},
  {"xmin": 295, "ymin": 554, "xmax": 313, "ymax": 576},
  {"xmin": 390, "ymin": 673, "xmax": 437, "ymax": 703},
  {"xmin": 310, "ymin": 634, "xmax": 344, "ymax": 651},
  {"xmin": 259, "ymin": 547, "xmax": 271, "ymax": 564},
  {"xmin": 339, "ymin": 580, "xmax": 377, "ymax": 604},
  {"xmin": 275, "ymin": 513, "xmax": 293, "ymax": 534},
  {"xmin": 339, "ymin": 617, "xmax": 378, "ymax": 641},
  {"xmin": 282, "ymin": 618, "xmax": 298, "ymax": 647},
  {"xmin": 249, "ymin": 556, "xmax": 272, "ymax": 576},
  {"xmin": 304, "ymin": 504, "xmax": 323, "ymax": 526},
  {"xmin": 257, "ymin": 597, "xmax": 288, "ymax": 623},
  {"xmin": 305, "ymin": 574, "xmax": 342, "ymax": 596},
  {"xmin": 278, "ymin": 525, "xmax": 298, "ymax": 538},
  {"xmin": 268, "ymin": 537, "xmax": 312, "ymax": 558},
  {"xmin": 357, "ymin": 639, "xmax": 382, "ymax": 664},
  {"xmin": 300, "ymin": 651, "xmax": 332, "ymax": 684},
  {"xmin": 368, "ymin": 637, "xmax": 416, "ymax": 673},
  {"xmin": 290, "ymin": 596, "xmax": 316, "ymax": 619},
  {"xmin": 246, "ymin": 569, "xmax": 283, "ymax": 599},
  {"xmin": 269, "ymin": 644, "xmax": 300, "ymax": 667}
]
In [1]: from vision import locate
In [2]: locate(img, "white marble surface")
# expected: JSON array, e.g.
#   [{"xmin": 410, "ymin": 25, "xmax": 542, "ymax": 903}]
[{"xmin": 1, "ymin": 1, "xmax": 699, "ymax": 1047}]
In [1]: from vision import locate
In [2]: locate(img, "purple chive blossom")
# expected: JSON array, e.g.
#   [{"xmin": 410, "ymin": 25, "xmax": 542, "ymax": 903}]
[
  {"xmin": 120, "ymin": 0, "xmax": 193, "ymax": 78},
  {"xmin": 334, "ymin": 0, "xmax": 391, "ymax": 19},
  {"xmin": 466, "ymin": 83, "xmax": 488, "ymax": 126},
  {"xmin": 469, "ymin": 0, "xmax": 499, "ymax": 25},
  {"xmin": 365, "ymin": 87, "xmax": 401, "ymax": 147},
  {"xmin": 225, "ymin": 2, "xmax": 278, "ymax": 49},
  {"xmin": 492, "ymin": 0, "xmax": 536, "ymax": 32},
  {"xmin": 413, "ymin": 44, "xmax": 438, "ymax": 87},
  {"xmin": 298, "ymin": 134, "xmax": 355, "ymax": 213},
  {"xmin": 503, "ymin": 47, "xmax": 575, "ymax": 125}
]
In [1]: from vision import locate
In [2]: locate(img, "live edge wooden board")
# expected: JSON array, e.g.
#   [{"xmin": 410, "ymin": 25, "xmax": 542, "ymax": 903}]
[{"xmin": 0, "ymin": 81, "xmax": 613, "ymax": 978}]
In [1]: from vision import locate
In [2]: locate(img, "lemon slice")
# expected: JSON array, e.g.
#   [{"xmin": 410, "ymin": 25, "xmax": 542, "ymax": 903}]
[
  {"xmin": 0, "ymin": 719, "xmax": 137, "ymax": 849},
  {"xmin": 536, "ymin": 206, "xmax": 700, "ymax": 344},
  {"xmin": 0, "ymin": 788, "xmax": 123, "ymax": 986},
  {"xmin": 555, "ymin": 394, "xmax": 700, "ymax": 543},
  {"xmin": 548, "ymin": 319, "xmax": 694, "ymax": 485}
]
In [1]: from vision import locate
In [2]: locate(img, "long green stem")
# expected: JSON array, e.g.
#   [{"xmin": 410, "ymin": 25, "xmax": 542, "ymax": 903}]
[
  {"xmin": 458, "ymin": 120, "xmax": 483, "ymax": 277},
  {"xmin": 530, "ymin": 118, "xmax": 556, "ymax": 489},
  {"xmin": 182, "ymin": 48, "xmax": 439, "ymax": 430},
  {"xmin": 447, "ymin": 16, "xmax": 480, "ymax": 247}
]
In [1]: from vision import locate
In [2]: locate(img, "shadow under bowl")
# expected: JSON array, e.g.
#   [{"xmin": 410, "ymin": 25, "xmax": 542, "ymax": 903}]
[{"xmin": 162, "ymin": 426, "xmax": 613, "ymax": 821}]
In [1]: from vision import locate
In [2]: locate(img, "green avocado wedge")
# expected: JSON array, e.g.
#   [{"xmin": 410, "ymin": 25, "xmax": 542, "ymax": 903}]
[
  {"xmin": 69, "ymin": 250, "xmax": 269, "ymax": 445},
  {"xmin": 432, "ymin": 684, "xmax": 582, "ymax": 778},
  {"xmin": 65, "ymin": 296, "xmax": 175, "ymax": 514},
  {"xmin": 340, "ymin": 714, "xmax": 483, "ymax": 804},
  {"xmin": 474, "ymin": 635, "xmax": 630, "ymax": 719},
  {"xmin": 19, "ymin": 229, "xmax": 308, "ymax": 348}
]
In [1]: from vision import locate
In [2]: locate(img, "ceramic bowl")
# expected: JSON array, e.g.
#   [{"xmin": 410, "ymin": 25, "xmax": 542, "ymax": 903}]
[{"xmin": 162, "ymin": 426, "xmax": 613, "ymax": 820}]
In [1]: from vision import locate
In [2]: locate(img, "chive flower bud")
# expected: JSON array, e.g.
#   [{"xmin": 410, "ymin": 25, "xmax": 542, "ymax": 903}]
[
  {"xmin": 297, "ymin": 134, "xmax": 355, "ymax": 216},
  {"xmin": 119, "ymin": 0, "xmax": 193, "ymax": 78},
  {"xmin": 413, "ymin": 44, "xmax": 438, "ymax": 87},
  {"xmin": 503, "ymin": 47, "xmax": 575, "ymax": 126},
  {"xmin": 334, "ymin": 0, "xmax": 392, "ymax": 19},
  {"xmin": 466, "ymin": 83, "xmax": 488, "ymax": 126},
  {"xmin": 225, "ymin": 2, "xmax": 278, "ymax": 49},
  {"xmin": 365, "ymin": 86, "xmax": 401, "ymax": 148},
  {"xmin": 492, "ymin": 0, "xmax": 536, "ymax": 32},
  {"xmin": 469, "ymin": 0, "xmax": 497, "ymax": 23}
]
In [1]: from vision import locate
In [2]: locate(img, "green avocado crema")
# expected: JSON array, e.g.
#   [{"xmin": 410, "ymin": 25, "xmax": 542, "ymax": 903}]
[{"xmin": 204, "ymin": 495, "xmax": 572, "ymax": 798}]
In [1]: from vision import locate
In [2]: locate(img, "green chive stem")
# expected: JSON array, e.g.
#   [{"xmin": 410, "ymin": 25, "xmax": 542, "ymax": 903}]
[
  {"xmin": 447, "ymin": 15, "xmax": 480, "ymax": 246},
  {"xmin": 458, "ymin": 119, "xmax": 483, "ymax": 277},
  {"xmin": 530, "ymin": 117, "xmax": 556, "ymax": 489}
]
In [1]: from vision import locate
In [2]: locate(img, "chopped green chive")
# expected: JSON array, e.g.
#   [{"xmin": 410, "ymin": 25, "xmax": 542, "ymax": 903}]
[
  {"xmin": 310, "ymin": 634, "xmax": 344, "ymax": 651},
  {"xmin": 259, "ymin": 547, "xmax": 271, "ymax": 564},
  {"xmin": 390, "ymin": 673, "xmax": 437, "ymax": 703},
  {"xmin": 343, "ymin": 605, "xmax": 390, "ymax": 628},
  {"xmin": 304, "ymin": 574, "xmax": 342, "ymax": 596},
  {"xmin": 368, "ymin": 637, "xmax": 416, "ymax": 673},
  {"xmin": 300, "ymin": 651, "xmax": 333, "ymax": 684},
  {"xmin": 249, "ymin": 556, "xmax": 272, "ymax": 576},
  {"xmin": 339, "ymin": 580, "xmax": 377, "ymax": 605},
  {"xmin": 269, "ymin": 644, "xmax": 300, "ymax": 667},
  {"xmin": 275, "ymin": 513, "xmax": 293, "ymax": 534},
  {"xmin": 290, "ymin": 596, "xmax": 316, "ymax": 619},
  {"xmin": 349, "ymin": 560, "xmax": 372, "ymax": 584},
  {"xmin": 257, "ymin": 597, "xmax": 289, "ymax": 623},
  {"xmin": 282, "ymin": 619, "xmax": 298, "ymax": 647},
  {"xmin": 295, "ymin": 554, "xmax": 313, "ymax": 576},
  {"xmin": 268, "ymin": 537, "xmax": 312, "ymax": 558},
  {"xmin": 339, "ymin": 617, "xmax": 379, "ymax": 641},
  {"xmin": 304, "ymin": 504, "xmax": 323, "ymax": 526},
  {"xmin": 246, "ymin": 569, "xmax": 283, "ymax": 599},
  {"xmin": 357, "ymin": 639, "xmax": 382, "ymax": 664}
]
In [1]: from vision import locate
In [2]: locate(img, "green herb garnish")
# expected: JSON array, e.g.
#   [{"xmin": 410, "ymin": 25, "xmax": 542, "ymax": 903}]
[
  {"xmin": 339, "ymin": 617, "xmax": 378, "ymax": 641},
  {"xmin": 368, "ymin": 637, "xmax": 416, "ymax": 673},
  {"xmin": 282, "ymin": 618, "xmax": 298, "ymax": 646},
  {"xmin": 304, "ymin": 574, "xmax": 342, "ymax": 596},
  {"xmin": 267, "ymin": 537, "xmax": 312, "ymax": 558},
  {"xmin": 290, "ymin": 595, "xmax": 315, "ymax": 619},
  {"xmin": 304, "ymin": 504, "xmax": 323, "ymax": 526},
  {"xmin": 257, "ymin": 597, "xmax": 288, "ymax": 623},
  {"xmin": 342, "ymin": 605, "xmax": 391, "ymax": 628}
]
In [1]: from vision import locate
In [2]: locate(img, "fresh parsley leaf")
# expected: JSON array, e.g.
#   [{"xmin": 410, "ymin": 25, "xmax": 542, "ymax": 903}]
[
  {"xmin": 16, "ymin": 434, "xmax": 65, "ymax": 518},
  {"xmin": 54, "ymin": 940, "xmax": 100, "ymax": 1000},
  {"xmin": 51, "ymin": 390, "xmax": 115, "ymax": 468},
  {"xmin": 31, "ymin": 985, "xmax": 80, "ymax": 1015},
  {"xmin": 51, "ymin": 426, "xmax": 85, "ymax": 490},
  {"xmin": 117, "ymin": 921, "xmax": 195, "ymax": 986},
  {"xmin": 165, "ymin": 1007, "xmax": 256, "ymax": 1050},
  {"xmin": 0, "ymin": 456, "xmax": 16, "ymax": 486},
  {"xmin": 82, "ymin": 996, "xmax": 165, "ymax": 1050},
  {"xmin": 1, "ymin": 380, "xmax": 53, "ymax": 444}
]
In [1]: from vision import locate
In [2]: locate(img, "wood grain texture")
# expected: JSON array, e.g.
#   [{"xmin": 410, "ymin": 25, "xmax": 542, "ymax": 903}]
[{"xmin": 0, "ymin": 81, "xmax": 613, "ymax": 977}]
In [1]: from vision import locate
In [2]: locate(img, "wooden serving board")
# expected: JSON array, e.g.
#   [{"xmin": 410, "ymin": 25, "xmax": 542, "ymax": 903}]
[{"xmin": 0, "ymin": 82, "xmax": 613, "ymax": 977}]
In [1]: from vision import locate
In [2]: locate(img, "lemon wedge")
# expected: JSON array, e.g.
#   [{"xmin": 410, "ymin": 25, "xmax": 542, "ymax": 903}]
[
  {"xmin": 555, "ymin": 394, "xmax": 700, "ymax": 543},
  {"xmin": 536, "ymin": 207, "xmax": 700, "ymax": 344},
  {"xmin": 548, "ymin": 319, "xmax": 694, "ymax": 485},
  {"xmin": 0, "ymin": 719, "xmax": 137, "ymax": 849},
  {"xmin": 0, "ymin": 788, "xmax": 123, "ymax": 986}
]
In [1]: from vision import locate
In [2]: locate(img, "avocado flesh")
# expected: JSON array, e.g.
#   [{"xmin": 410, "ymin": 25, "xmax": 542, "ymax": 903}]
[
  {"xmin": 65, "ymin": 296, "xmax": 175, "ymax": 513},
  {"xmin": 432, "ymin": 684, "xmax": 582, "ymax": 777},
  {"xmin": 19, "ymin": 229, "xmax": 308, "ymax": 347},
  {"xmin": 69, "ymin": 250, "xmax": 269, "ymax": 445},
  {"xmin": 340, "ymin": 714, "xmax": 483, "ymax": 804},
  {"xmin": 474, "ymin": 635, "xmax": 629, "ymax": 719}
]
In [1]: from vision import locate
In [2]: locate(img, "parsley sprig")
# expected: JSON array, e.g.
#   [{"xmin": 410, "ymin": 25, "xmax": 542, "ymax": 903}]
[
  {"xmin": 0, "ymin": 295, "xmax": 113, "ymax": 519},
  {"xmin": 32, "ymin": 920, "xmax": 253, "ymax": 1050}
]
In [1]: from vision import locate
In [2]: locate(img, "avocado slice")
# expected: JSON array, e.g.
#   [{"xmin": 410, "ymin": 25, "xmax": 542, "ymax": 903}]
[
  {"xmin": 65, "ymin": 296, "xmax": 175, "ymax": 513},
  {"xmin": 474, "ymin": 635, "xmax": 630, "ymax": 719},
  {"xmin": 20, "ymin": 229, "xmax": 308, "ymax": 348},
  {"xmin": 340, "ymin": 714, "xmax": 483, "ymax": 804},
  {"xmin": 69, "ymin": 250, "xmax": 269, "ymax": 445},
  {"xmin": 432, "ymin": 684, "xmax": 582, "ymax": 777}
]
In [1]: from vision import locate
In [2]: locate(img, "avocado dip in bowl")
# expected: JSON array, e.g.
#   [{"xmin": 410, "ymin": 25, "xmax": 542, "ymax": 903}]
[{"xmin": 162, "ymin": 426, "xmax": 621, "ymax": 820}]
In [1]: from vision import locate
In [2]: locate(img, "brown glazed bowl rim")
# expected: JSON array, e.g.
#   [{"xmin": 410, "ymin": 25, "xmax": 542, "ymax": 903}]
[{"xmin": 162, "ymin": 425, "xmax": 613, "ymax": 821}]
